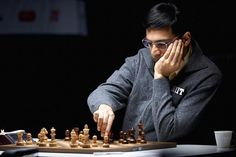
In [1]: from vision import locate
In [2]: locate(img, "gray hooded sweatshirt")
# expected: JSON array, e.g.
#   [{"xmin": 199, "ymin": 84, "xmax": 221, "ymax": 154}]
[{"xmin": 87, "ymin": 40, "xmax": 222, "ymax": 143}]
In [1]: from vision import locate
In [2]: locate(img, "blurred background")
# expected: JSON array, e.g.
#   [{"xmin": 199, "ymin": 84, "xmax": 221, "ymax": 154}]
[{"xmin": 0, "ymin": 0, "xmax": 235, "ymax": 141}]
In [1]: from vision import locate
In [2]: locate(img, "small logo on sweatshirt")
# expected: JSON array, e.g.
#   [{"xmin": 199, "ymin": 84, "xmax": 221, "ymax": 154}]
[{"xmin": 171, "ymin": 86, "xmax": 185, "ymax": 96}]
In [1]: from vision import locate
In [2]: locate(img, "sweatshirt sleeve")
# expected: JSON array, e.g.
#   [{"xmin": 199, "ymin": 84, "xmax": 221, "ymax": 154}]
[{"xmin": 87, "ymin": 56, "xmax": 136, "ymax": 114}]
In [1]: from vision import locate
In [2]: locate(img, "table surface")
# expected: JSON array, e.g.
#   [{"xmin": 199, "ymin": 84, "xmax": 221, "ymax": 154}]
[{"xmin": 0, "ymin": 144, "xmax": 235, "ymax": 157}]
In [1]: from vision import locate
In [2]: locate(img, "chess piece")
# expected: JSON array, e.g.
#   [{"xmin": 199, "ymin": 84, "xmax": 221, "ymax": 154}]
[
  {"xmin": 39, "ymin": 127, "xmax": 48, "ymax": 143},
  {"xmin": 136, "ymin": 130, "xmax": 142, "ymax": 143},
  {"xmin": 73, "ymin": 127, "xmax": 79, "ymax": 140},
  {"xmin": 91, "ymin": 135, "xmax": 98, "ymax": 147},
  {"xmin": 64, "ymin": 129, "xmax": 70, "ymax": 141},
  {"xmin": 49, "ymin": 127, "xmax": 57, "ymax": 147},
  {"xmin": 78, "ymin": 131, "xmax": 83, "ymax": 143},
  {"xmin": 108, "ymin": 131, "xmax": 114, "ymax": 143},
  {"xmin": 38, "ymin": 132, "xmax": 47, "ymax": 147},
  {"xmin": 129, "ymin": 128, "xmax": 136, "ymax": 143},
  {"xmin": 127, "ymin": 129, "xmax": 131, "ymax": 143},
  {"xmin": 103, "ymin": 135, "xmax": 110, "ymax": 148},
  {"xmin": 138, "ymin": 121, "xmax": 144, "ymax": 131},
  {"xmin": 122, "ymin": 132, "xmax": 128, "ymax": 144},
  {"xmin": 137, "ymin": 121, "xmax": 144, "ymax": 143},
  {"xmin": 25, "ymin": 133, "xmax": 33, "ymax": 145},
  {"xmin": 81, "ymin": 124, "xmax": 90, "ymax": 148},
  {"xmin": 16, "ymin": 131, "xmax": 25, "ymax": 146},
  {"xmin": 70, "ymin": 129, "xmax": 78, "ymax": 148},
  {"xmin": 119, "ymin": 131, "xmax": 124, "ymax": 143},
  {"xmin": 140, "ymin": 131, "xmax": 147, "ymax": 144},
  {"xmin": 137, "ymin": 121, "xmax": 147, "ymax": 144}
]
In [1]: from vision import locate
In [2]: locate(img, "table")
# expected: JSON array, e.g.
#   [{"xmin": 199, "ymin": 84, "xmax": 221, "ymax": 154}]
[{"xmin": 0, "ymin": 145, "xmax": 235, "ymax": 157}]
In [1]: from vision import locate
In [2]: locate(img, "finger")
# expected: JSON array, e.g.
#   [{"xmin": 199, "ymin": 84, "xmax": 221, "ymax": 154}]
[
  {"xmin": 172, "ymin": 40, "xmax": 182, "ymax": 63},
  {"xmin": 97, "ymin": 118, "xmax": 103, "ymax": 131},
  {"xmin": 97, "ymin": 112, "xmax": 104, "ymax": 131},
  {"xmin": 167, "ymin": 40, "xmax": 178, "ymax": 62},
  {"xmin": 177, "ymin": 41, "xmax": 184, "ymax": 64},
  {"xmin": 101, "ymin": 112, "xmax": 109, "ymax": 133},
  {"xmin": 162, "ymin": 43, "xmax": 173, "ymax": 60},
  {"xmin": 93, "ymin": 111, "xmax": 99, "ymax": 122},
  {"xmin": 105, "ymin": 112, "xmax": 115, "ymax": 136}
]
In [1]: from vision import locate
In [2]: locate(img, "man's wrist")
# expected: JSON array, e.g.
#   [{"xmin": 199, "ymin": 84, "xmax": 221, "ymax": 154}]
[
  {"xmin": 99, "ymin": 104, "xmax": 113, "ymax": 111},
  {"xmin": 154, "ymin": 73, "xmax": 165, "ymax": 79}
]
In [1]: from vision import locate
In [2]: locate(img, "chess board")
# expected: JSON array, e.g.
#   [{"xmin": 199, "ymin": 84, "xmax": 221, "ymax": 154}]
[{"xmin": 0, "ymin": 139, "xmax": 176, "ymax": 154}]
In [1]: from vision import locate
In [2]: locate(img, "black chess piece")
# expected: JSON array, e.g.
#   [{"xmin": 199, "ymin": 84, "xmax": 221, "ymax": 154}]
[
  {"xmin": 119, "ymin": 131, "xmax": 124, "ymax": 143},
  {"xmin": 122, "ymin": 132, "xmax": 128, "ymax": 144},
  {"xmin": 129, "ymin": 128, "xmax": 136, "ymax": 143},
  {"xmin": 64, "ymin": 129, "xmax": 70, "ymax": 141},
  {"xmin": 140, "ymin": 131, "xmax": 147, "ymax": 144}
]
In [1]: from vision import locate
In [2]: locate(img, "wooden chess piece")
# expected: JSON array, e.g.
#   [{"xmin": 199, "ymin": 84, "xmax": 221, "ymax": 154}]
[
  {"xmin": 25, "ymin": 133, "xmax": 33, "ymax": 145},
  {"xmin": 138, "ymin": 121, "xmax": 144, "ymax": 130},
  {"xmin": 16, "ymin": 131, "xmax": 25, "ymax": 146},
  {"xmin": 122, "ymin": 132, "xmax": 128, "ymax": 144},
  {"xmin": 136, "ymin": 129, "xmax": 142, "ymax": 144},
  {"xmin": 39, "ymin": 127, "xmax": 48, "ymax": 143},
  {"xmin": 64, "ymin": 129, "xmax": 70, "ymax": 141},
  {"xmin": 38, "ymin": 132, "xmax": 47, "ymax": 147},
  {"xmin": 108, "ymin": 131, "xmax": 114, "ymax": 143},
  {"xmin": 103, "ymin": 135, "xmax": 110, "ymax": 148},
  {"xmin": 73, "ymin": 127, "xmax": 79, "ymax": 140},
  {"xmin": 81, "ymin": 124, "xmax": 90, "ymax": 148},
  {"xmin": 49, "ymin": 127, "xmax": 57, "ymax": 147},
  {"xmin": 129, "ymin": 128, "xmax": 136, "ymax": 143},
  {"xmin": 140, "ymin": 131, "xmax": 147, "ymax": 144},
  {"xmin": 91, "ymin": 135, "xmax": 98, "ymax": 147},
  {"xmin": 127, "ymin": 129, "xmax": 131, "ymax": 143},
  {"xmin": 119, "ymin": 131, "xmax": 124, "ymax": 143},
  {"xmin": 70, "ymin": 129, "xmax": 78, "ymax": 148},
  {"xmin": 78, "ymin": 131, "xmax": 83, "ymax": 143},
  {"xmin": 137, "ymin": 121, "xmax": 144, "ymax": 143}
]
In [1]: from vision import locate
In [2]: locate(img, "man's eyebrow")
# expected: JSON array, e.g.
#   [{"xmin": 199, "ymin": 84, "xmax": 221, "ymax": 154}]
[
  {"xmin": 148, "ymin": 39, "xmax": 171, "ymax": 43},
  {"xmin": 155, "ymin": 39, "xmax": 171, "ymax": 42},
  {"xmin": 145, "ymin": 36, "xmax": 172, "ymax": 42}
]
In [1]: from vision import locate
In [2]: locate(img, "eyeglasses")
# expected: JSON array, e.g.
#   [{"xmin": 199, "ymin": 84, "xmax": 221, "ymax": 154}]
[{"xmin": 142, "ymin": 36, "xmax": 179, "ymax": 50}]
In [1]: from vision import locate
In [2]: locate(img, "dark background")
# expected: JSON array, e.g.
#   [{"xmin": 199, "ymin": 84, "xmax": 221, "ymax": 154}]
[{"xmin": 0, "ymin": 0, "xmax": 236, "ymax": 141}]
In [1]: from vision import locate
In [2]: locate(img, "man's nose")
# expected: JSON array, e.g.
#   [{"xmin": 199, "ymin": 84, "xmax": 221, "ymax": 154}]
[
  {"xmin": 151, "ymin": 48, "xmax": 161, "ymax": 55},
  {"xmin": 151, "ymin": 44, "xmax": 159, "ymax": 51}
]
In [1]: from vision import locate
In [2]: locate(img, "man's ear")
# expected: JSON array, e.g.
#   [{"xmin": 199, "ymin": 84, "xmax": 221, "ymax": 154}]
[{"xmin": 182, "ymin": 32, "xmax": 191, "ymax": 46}]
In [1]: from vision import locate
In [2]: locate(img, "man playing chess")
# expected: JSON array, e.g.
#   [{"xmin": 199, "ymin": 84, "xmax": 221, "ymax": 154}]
[{"xmin": 87, "ymin": 2, "xmax": 222, "ymax": 144}]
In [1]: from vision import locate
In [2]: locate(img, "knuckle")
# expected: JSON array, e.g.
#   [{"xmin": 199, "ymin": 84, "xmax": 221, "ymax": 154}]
[
  {"xmin": 98, "ymin": 118, "xmax": 103, "ymax": 122},
  {"xmin": 170, "ymin": 62, "xmax": 175, "ymax": 66},
  {"xmin": 109, "ymin": 113, "xmax": 115, "ymax": 118}
]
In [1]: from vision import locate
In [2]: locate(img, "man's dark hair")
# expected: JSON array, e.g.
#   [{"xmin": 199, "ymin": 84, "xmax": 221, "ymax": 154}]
[{"xmin": 143, "ymin": 2, "xmax": 189, "ymax": 36}]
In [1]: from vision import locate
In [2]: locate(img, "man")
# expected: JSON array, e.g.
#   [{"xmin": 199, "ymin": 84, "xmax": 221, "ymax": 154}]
[{"xmin": 87, "ymin": 2, "xmax": 222, "ymax": 144}]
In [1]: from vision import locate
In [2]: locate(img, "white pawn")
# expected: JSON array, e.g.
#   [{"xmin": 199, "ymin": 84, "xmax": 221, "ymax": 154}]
[
  {"xmin": 16, "ymin": 131, "xmax": 25, "ymax": 146},
  {"xmin": 92, "ymin": 135, "xmax": 98, "ymax": 147}
]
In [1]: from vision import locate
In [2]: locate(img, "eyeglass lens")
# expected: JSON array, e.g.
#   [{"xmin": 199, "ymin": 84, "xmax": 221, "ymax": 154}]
[{"xmin": 142, "ymin": 39, "xmax": 168, "ymax": 49}]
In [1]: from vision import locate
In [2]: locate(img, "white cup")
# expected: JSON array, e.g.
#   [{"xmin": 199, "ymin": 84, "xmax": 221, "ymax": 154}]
[{"xmin": 214, "ymin": 130, "xmax": 233, "ymax": 148}]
